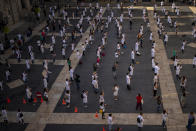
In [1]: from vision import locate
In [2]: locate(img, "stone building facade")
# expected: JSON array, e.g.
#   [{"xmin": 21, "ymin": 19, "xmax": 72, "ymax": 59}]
[{"xmin": 0, "ymin": 0, "xmax": 31, "ymax": 27}]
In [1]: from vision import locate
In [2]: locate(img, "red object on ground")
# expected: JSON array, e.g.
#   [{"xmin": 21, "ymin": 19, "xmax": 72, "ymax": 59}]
[
  {"xmin": 23, "ymin": 98, "xmax": 26, "ymax": 104},
  {"xmin": 103, "ymin": 127, "xmax": 106, "ymax": 131},
  {"xmin": 95, "ymin": 111, "xmax": 98, "ymax": 118},
  {"xmin": 7, "ymin": 97, "xmax": 11, "ymax": 104},
  {"xmin": 74, "ymin": 107, "xmax": 78, "ymax": 113},
  {"xmin": 62, "ymin": 99, "xmax": 66, "ymax": 105},
  {"xmin": 41, "ymin": 97, "xmax": 43, "ymax": 103}
]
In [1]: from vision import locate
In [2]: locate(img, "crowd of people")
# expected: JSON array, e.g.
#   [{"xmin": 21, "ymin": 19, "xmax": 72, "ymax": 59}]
[{"xmin": 0, "ymin": 1, "xmax": 195, "ymax": 130}]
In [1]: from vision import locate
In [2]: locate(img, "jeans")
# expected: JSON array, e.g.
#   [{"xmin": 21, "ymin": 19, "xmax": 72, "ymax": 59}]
[
  {"xmin": 162, "ymin": 120, "xmax": 166, "ymax": 128},
  {"xmin": 109, "ymin": 124, "xmax": 112, "ymax": 131},
  {"xmin": 76, "ymin": 82, "xmax": 80, "ymax": 89}
]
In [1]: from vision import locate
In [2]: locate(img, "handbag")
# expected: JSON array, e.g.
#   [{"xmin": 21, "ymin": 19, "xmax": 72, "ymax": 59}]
[{"xmin": 141, "ymin": 99, "xmax": 144, "ymax": 104}]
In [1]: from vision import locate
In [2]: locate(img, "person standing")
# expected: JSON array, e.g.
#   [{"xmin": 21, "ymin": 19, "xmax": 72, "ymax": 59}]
[
  {"xmin": 164, "ymin": 33, "xmax": 168, "ymax": 46},
  {"xmin": 112, "ymin": 62, "xmax": 117, "ymax": 79},
  {"xmin": 180, "ymin": 92, "xmax": 186, "ymax": 108},
  {"xmin": 181, "ymin": 40, "xmax": 186, "ymax": 54},
  {"xmin": 136, "ymin": 93, "xmax": 143, "ymax": 111},
  {"xmin": 113, "ymin": 84, "xmax": 119, "ymax": 100},
  {"xmin": 92, "ymin": 78, "xmax": 99, "ymax": 94},
  {"xmin": 69, "ymin": 67, "xmax": 74, "ymax": 81},
  {"xmin": 75, "ymin": 74, "xmax": 80, "ymax": 90},
  {"xmin": 137, "ymin": 112, "xmax": 144, "ymax": 129},
  {"xmin": 162, "ymin": 109, "xmax": 168, "ymax": 128},
  {"xmin": 108, "ymin": 113, "xmax": 113, "ymax": 131},
  {"xmin": 126, "ymin": 73, "xmax": 131, "ymax": 90},
  {"xmin": 100, "ymin": 102, "xmax": 106, "ymax": 119},
  {"xmin": 176, "ymin": 64, "xmax": 182, "ymax": 80},
  {"xmin": 131, "ymin": 49, "xmax": 135, "ymax": 64},
  {"xmin": 65, "ymin": 79, "xmax": 70, "ymax": 91},
  {"xmin": 17, "ymin": 108, "xmax": 24, "ymax": 125},
  {"xmin": 82, "ymin": 90, "xmax": 88, "ymax": 108},
  {"xmin": 65, "ymin": 90, "xmax": 71, "ymax": 108},
  {"xmin": 153, "ymin": 82, "xmax": 158, "ymax": 97},
  {"xmin": 180, "ymin": 76, "xmax": 187, "ymax": 93},
  {"xmin": 186, "ymin": 112, "xmax": 195, "ymax": 130},
  {"xmin": 67, "ymin": 58, "xmax": 71, "ymax": 70},
  {"xmin": 1, "ymin": 106, "xmax": 8, "ymax": 125},
  {"xmin": 129, "ymin": 64, "xmax": 134, "ymax": 77}
]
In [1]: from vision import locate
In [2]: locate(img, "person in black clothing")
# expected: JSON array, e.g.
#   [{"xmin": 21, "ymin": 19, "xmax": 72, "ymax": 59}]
[
  {"xmin": 129, "ymin": 18, "xmax": 132, "ymax": 30},
  {"xmin": 75, "ymin": 74, "xmax": 80, "ymax": 90},
  {"xmin": 187, "ymin": 112, "xmax": 195, "ymax": 131},
  {"xmin": 112, "ymin": 62, "xmax": 118, "ymax": 79}
]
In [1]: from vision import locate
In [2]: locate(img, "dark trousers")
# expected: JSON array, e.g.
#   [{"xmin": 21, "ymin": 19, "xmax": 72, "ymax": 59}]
[{"xmin": 136, "ymin": 103, "xmax": 142, "ymax": 110}]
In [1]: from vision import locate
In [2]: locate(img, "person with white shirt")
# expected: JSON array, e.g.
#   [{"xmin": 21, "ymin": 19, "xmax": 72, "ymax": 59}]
[
  {"xmin": 26, "ymin": 59, "xmax": 31, "ymax": 72},
  {"xmin": 65, "ymin": 79, "xmax": 70, "ymax": 91},
  {"xmin": 65, "ymin": 90, "xmax": 71, "ymax": 108},
  {"xmin": 176, "ymin": 64, "xmax": 182, "ymax": 80},
  {"xmin": 113, "ymin": 84, "xmax": 119, "ymax": 100},
  {"xmin": 152, "ymin": 58, "xmax": 155, "ymax": 71},
  {"xmin": 26, "ymin": 86, "xmax": 32, "ymax": 102},
  {"xmin": 108, "ymin": 113, "xmax": 113, "ymax": 131},
  {"xmin": 129, "ymin": 64, "xmax": 134, "ymax": 77},
  {"xmin": 22, "ymin": 71, "xmax": 28, "ymax": 82},
  {"xmin": 2, "ymin": 107, "xmax": 8, "ymax": 124},
  {"xmin": 162, "ymin": 110, "xmax": 168, "ymax": 128},
  {"xmin": 82, "ymin": 90, "xmax": 88, "ymax": 108},
  {"xmin": 161, "ymin": 1, "xmax": 164, "ymax": 7},
  {"xmin": 62, "ymin": 47, "xmax": 65, "ymax": 58},
  {"xmin": 30, "ymin": 51, "xmax": 35, "ymax": 64},
  {"xmin": 149, "ymin": 32, "xmax": 153, "ymax": 41},
  {"xmin": 17, "ymin": 108, "xmax": 24, "ymax": 125},
  {"xmin": 92, "ymin": 78, "xmax": 99, "ymax": 94},
  {"xmin": 99, "ymin": 91, "xmax": 105, "ymax": 104},
  {"xmin": 126, "ymin": 73, "xmax": 131, "ymax": 90},
  {"xmin": 43, "ymin": 77, "xmax": 48, "ymax": 89},
  {"xmin": 151, "ymin": 47, "xmax": 155, "ymax": 58},
  {"xmin": 69, "ymin": 67, "xmax": 74, "ymax": 81},
  {"xmin": 137, "ymin": 112, "xmax": 144, "ymax": 128},
  {"xmin": 5, "ymin": 70, "xmax": 10, "ymax": 81},
  {"xmin": 131, "ymin": 49, "xmax": 135, "ymax": 64},
  {"xmin": 154, "ymin": 63, "xmax": 160, "ymax": 75},
  {"xmin": 181, "ymin": 40, "xmax": 186, "ymax": 54},
  {"xmin": 174, "ymin": 57, "xmax": 178, "ymax": 70},
  {"xmin": 100, "ymin": 102, "xmax": 106, "ymax": 119},
  {"xmin": 135, "ymin": 41, "xmax": 140, "ymax": 56},
  {"xmin": 164, "ymin": 33, "xmax": 168, "ymax": 46}
]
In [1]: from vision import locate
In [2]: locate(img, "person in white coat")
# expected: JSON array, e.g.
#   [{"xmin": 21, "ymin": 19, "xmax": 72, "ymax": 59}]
[
  {"xmin": 176, "ymin": 64, "xmax": 182, "ymax": 80},
  {"xmin": 2, "ymin": 107, "xmax": 8, "ymax": 124},
  {"xmin": 135, "ymin": 41, "xmax": 140, "ymax": 56},
  {"xmin": 26, "ymin": 59, "xmax": 31, "ymax": 72},
  {"xmin": 82, "ymin": 90, "xmax": 88, "ymax": 108},
  {"xmin": 137, "ymin": 112, "xmax": 144, "ymax": 128},
  {"xmin": 126, "ymin": 73, "xmax": 131, "ymax": 90},
  {"xmin": 151, "ymin": 47, "xmax": 155, "ymax": 58},
  {"xmin": 69, "ymin": 67, "xmax": 74, "ymax": 81}
]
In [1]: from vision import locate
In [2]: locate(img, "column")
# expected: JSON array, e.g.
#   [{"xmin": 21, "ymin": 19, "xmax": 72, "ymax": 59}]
[{"xmin": 22, "ymin": 0, "xmax": 31, "ymax": 10}]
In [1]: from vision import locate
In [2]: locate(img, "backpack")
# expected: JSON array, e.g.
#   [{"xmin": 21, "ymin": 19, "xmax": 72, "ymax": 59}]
[
  {"xmin": 137, "ymin": 117, "xmax": 141, "ymax": 123},
  {"xmin": 20, "ymin": 113, "xmax": 23, "ymax": 118}
]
